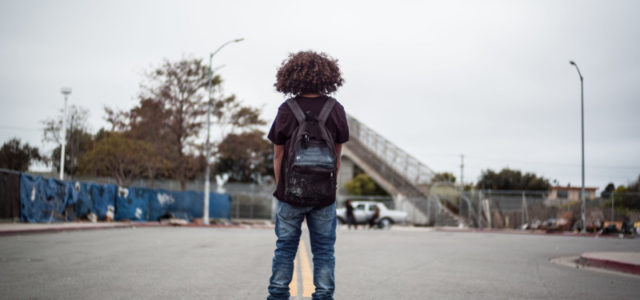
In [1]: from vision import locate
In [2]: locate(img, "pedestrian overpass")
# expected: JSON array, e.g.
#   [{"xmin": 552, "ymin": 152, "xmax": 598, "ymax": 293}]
[{"xmin": 338, "ymin": 114, "xmax": 465, "ymax": 226}]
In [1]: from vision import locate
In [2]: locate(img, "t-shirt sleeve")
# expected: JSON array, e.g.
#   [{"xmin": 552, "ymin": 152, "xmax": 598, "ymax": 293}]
[
  {"xmin": 333, "ymin": 102, "xmax": 350, "ymax": 144},
  {"xmin": 267, "ymin": 104, "xmax": 295, "ymax": 145}
]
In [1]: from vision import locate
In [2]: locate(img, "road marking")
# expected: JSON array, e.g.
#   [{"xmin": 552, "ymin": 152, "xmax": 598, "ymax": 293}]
[
  {"xmin": 299, "ymin": 240, "xmax": 315, "ymax": 297},
  {"xmin": 289, "ymin": 251, "xmax": 299, "ymax": 297},
  {"xmin": 288, "ymin": 239, "xmax": 315, "ymax": 299}
]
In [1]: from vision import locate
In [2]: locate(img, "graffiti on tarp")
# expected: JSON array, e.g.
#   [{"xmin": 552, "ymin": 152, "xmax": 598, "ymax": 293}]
[{"xmin": 157, "ymin": 192, "xmax": 175, "ymax": 206}]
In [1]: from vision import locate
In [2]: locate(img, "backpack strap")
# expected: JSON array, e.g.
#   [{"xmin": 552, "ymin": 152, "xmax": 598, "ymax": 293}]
[
  {"xmin": 286, "ymin": 98, "xmax": 306, "ymax": 124},
  {"xmin": 318, "ymin": 97, "xmax": 337, "ymax": 126}
]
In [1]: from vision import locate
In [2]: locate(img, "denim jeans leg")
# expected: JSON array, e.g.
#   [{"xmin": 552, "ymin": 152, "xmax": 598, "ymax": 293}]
[
  {"xmin": 268, "ymin": 201, "xmax": 306, "ymax": 300},
  {"xmin": 307, "ymin": 203, "xmax": 337, "ymax": 300}
]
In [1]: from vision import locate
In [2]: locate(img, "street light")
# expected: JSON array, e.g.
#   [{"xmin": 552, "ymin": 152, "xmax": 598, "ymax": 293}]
[
  {"xmin": 569, "ymin": 60, "xmax": 586, "ymax": 233},
  {"xmin": 59, "ymin": 87, "xmax": 72, "ymax": 180},
  {"xmin": 203, "ymin": 38, "xmax": 244, "ymax": 225}
]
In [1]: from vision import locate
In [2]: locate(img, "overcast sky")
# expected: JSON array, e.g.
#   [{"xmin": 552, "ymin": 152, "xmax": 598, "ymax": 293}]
[{"xmin": 1, "ymin": 0, "xmax": 639, "ymax": 191}]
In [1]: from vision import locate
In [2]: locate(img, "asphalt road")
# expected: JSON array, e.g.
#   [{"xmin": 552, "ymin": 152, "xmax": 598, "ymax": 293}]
[{"xmin": 1, "ymin": 225, "xmax": 639, "ymax": 300}]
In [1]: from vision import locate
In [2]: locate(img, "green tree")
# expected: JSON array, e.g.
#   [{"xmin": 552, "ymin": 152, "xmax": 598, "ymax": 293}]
[
  {"xmin": 476, "ymin": 168, "xmax": 550, "ymax": 190},
  {"xmin": 345, "ymin": 173, "xmax": 389, "ymax": 196},
  {"xmin": 214, "ymin": 130, "xmax": 272, "ymax": 183},
  {"xmin": 433, "ymin": 172, "xmax": 456, "ymax": 183},
  {"xmin": 77, "ymin": 133, "xmax": 153, "ymax": 186},
  {"xmin": 0, "ymin": 138, "xmax": 44, "ymax": 172},
  {"xmin": 610, "ymin": 176, "xmax": 640, "ymax": 212}
]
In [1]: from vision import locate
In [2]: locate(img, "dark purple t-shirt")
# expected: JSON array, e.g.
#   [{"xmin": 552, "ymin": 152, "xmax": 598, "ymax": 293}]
[{"xmin": 267, "ymin": 95, "xmax": 349, "ymax": 203}]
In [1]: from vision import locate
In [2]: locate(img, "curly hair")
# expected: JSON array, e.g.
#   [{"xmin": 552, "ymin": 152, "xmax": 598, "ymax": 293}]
[{"xmin": 275, "ymin": 51, "xmax": 344, "ymax": 95}]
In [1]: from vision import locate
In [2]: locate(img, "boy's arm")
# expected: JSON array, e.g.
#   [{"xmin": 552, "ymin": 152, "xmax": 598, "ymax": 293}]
[{"xmin": 273, "ymin": 145, "xmax": 285, "ymax": 184}]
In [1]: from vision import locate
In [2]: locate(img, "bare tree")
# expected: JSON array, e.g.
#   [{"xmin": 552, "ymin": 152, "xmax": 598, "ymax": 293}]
[
  {"xmin": 135, "ymin": 58, "xmax": 265, "ymax": 190},
  {"xmin": 138, "ymin": 58, "xmax": 210, "ymax": 190},
  {"xmin": 42, "ymin": 105, "xmax": 93, "ymax": 175}
]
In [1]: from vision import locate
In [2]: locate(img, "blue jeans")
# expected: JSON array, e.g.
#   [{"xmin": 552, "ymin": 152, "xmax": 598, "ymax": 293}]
[{"xmin": 267, "ymin": 201, "xmax": 337, "ymax": 300}]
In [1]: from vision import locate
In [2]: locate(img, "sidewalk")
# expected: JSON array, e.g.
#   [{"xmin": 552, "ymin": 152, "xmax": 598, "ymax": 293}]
[
  {"xmin": 579, "ymin": 252, "xmax": 640, "ymax": 276},
  {"xmin": 0, "ymin": 219, "xmax": 274, "ymax": 236}
]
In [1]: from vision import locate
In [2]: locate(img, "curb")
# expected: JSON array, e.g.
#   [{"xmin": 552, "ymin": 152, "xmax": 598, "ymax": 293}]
[
  {"xmin": 0, "ymin": 223, "xmax": 163, "ymax": 236},
  {"xmin": 434, "ymin": 227, "xmax": 635, "ymax": 239},
  {"xmin": 0, "ymin": 222, "xmax": 274, "ymax": 236},
  {"xmin": 579, "ymin": 253, "xmax": 640, "ymax": 276}
]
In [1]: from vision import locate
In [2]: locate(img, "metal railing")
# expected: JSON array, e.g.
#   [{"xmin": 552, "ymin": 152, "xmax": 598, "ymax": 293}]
[
  {"xmin": 347, "ymin": 114, "xmax": 436, "ymax": 187},
  {"xmin": 346, "ymin": 115, "xmax": 464, "ymax": 226}
]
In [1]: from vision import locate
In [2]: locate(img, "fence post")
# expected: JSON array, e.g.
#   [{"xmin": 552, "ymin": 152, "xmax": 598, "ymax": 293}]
[
  {"xmin": 483, "ymin": 198, "xmax": 492, "ymax": 229},
  {"xmin": 236, "ymin": 196, "xmax": 240, "ymax": 219},
  {"xmin": 250, "ymin": 194, "xmax": 254, "ymax": 219},
  {"xmin": 477, "ymin": 190, "xmax": 483, "ymax": 229},
  {"xmin": 425, "ymin": 195, "xmax": 431, "ymax": 225},
  {"xmin": 466, "ymin": 194, "xmax": 471, "ymax": 223},
  {"xmin": 610, "ymin": 191, "xmax": 614, "ymax": 223},
  {"xmin": 521, "ymin": 191, "xmax": 525, "ymax": 228},
  {"xmin": 434, "ymin": 196, "xmax": 439, "ymax": 226}
]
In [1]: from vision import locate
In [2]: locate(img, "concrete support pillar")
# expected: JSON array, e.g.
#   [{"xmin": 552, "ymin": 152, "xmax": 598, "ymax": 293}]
[{"xmin": 337, "ymin": 155, "xmax": 355, "ymax": 196}]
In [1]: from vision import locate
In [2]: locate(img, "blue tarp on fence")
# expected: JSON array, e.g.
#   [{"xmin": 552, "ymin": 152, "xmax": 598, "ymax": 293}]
[
  {"xmin": 20, "ymin": 174, "xmax": 69, "ymax": 222},
  {"xmin": 115, "ymin": 187, "xmax": 153, "ymax": 221},
  {"xmin": 168, "ymin": 191, "xmax": 232, "ymax": 220},
  {"xmin": 149, "ymin": 189, "xmax": 175, "ymax": 221},
  {"xmin": 209, "ymin": 193, "xmax": 232, "ymax": 219},
  {"xmin": 71, "ymin": 182, "xmax": 93, "ymax": 217},
  {"xmin": 90, "ymin": 183, "xmax": 117, "ymax": 220},
  {"xmin": 169, "ymin": 190, "xmax": 200, "ymax": 220},
  {"xmin": 18, "ymin": 173, "xmax": 232, "ymax": 223}
]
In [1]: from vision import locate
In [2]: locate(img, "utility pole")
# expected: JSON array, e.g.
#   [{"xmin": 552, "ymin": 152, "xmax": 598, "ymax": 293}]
[
  {"xmin": 203, "ymin": 38, "xmax": 244, "ymax": 225},
  {"xmin": 59, "ymin": 87, "xmax": 71, "ymax": 180},
  {"xmin": 569, "ymin": 60, "xmax": 586, "ymax": 233}
]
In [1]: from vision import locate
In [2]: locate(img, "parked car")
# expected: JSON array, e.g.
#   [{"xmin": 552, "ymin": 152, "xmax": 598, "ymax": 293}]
[{"xmin": 336, "ymin": 201, "xmax": 407, "ymax": 229}]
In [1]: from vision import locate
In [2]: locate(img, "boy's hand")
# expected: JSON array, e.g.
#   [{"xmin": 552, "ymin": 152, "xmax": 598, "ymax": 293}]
[{"xmin": 273, "ymin": 145, "xmax": 285, "ymax": 184}]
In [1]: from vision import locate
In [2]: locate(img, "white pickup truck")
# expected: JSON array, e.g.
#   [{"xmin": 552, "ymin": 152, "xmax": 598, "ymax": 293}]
[{"xmin": 336, "ymin": 201, "xmax": 407, "ymax": 228}]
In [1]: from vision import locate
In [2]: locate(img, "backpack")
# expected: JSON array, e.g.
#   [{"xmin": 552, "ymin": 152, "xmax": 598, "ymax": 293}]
[{"xmin": 283, "ymin": 97, "xmax": 338, "ymax": 206}]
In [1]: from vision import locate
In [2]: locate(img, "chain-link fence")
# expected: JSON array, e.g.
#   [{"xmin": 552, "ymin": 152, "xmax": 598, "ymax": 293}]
[
  {"xmin": 443, "ymin": 189, "xmax": 640, "ymax": 230},
  {"xmin": 229, "ymin": 192, "xmax": 275, "ymax": 219},
  {"xmin": 20, "ymin": 173, "xmax": 640, "ymax": 227}
]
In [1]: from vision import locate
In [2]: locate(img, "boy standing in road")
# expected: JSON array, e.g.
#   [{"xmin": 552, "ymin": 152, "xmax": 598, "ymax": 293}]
[{"xmin": 267, "ymin": 51, "xmax": 349, "ymax": 300}]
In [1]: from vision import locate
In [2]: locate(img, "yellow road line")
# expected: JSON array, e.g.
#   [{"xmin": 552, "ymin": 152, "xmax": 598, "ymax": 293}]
[
  {"xmin": 299, "ymin": 240, "xmax": 315, "ymax": 297},
  {"xmin": 288, "ymin": 239, "xmax": 315, "ymax": 298},
  {"xmin": 289, "ymin": 251, "xmax": 299, "ymax": 297}
]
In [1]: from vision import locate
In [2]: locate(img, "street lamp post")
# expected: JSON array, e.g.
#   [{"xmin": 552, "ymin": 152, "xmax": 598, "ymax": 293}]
[
  {"xmin": 203, "ymin": 38, "xmax": 244, "ymax": 225},
  {"xmin": 59, "ymin": 87, "xmax": 72, "ymax": 180},
  {"xmin": 569, "ymin": 60, "xmax": 586, "ymax": 233}
]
